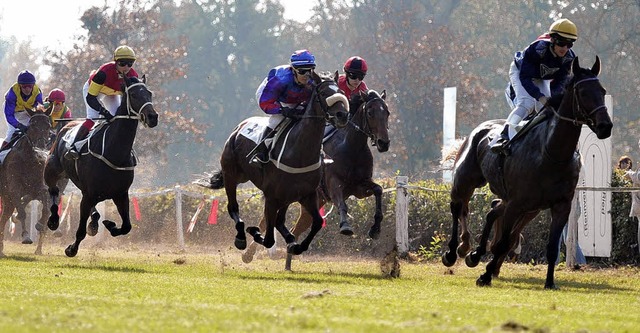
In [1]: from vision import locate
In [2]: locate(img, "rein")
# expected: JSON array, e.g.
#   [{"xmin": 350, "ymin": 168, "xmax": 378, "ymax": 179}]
[
  {"xmin": 552, "ymin": 77, "xmax": 606, "ymax": 126},
  {"xmin": 109, "ymin": 82, "xmax": 154, "ymax": 126},
  {"xmin": 348, "ymin": 96, "xmax": 386, "ymax": 144}
]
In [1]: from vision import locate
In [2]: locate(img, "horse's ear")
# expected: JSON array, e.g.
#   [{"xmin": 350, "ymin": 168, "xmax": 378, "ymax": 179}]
[
  {"xmin": 333, "ymin": 70, "xmax": 339, "ymax": 83},
  {"xmin": 591, "ymin": 55, "xmax": 601, "ymax": 76},
  {"xmin": 381, "ymin": 89, "xmax": 386, "ymax": 100},
  {"xmin": 571, "ymin": 56, "xmax": 580, "ymax": 75},
  {"xmin": 141, "ymin": 74, "xmax": 147, "ymax": 84}
]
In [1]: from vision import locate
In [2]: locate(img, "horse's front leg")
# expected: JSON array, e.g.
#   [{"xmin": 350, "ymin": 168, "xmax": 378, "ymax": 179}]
[
  {"xmin": 545, "ymin": 202, "xmax": 571, "ymax": 290},
  {"xmin": 289, "ymin": 195, "xmax": 322, "ymax": 255},
  {"xmin": 103, "ymin": 192, "xmax": 131, "ymax": 237},
  {"xmin": 65, "ymin": 197, "xmax": 95, "ymax": 257},
  {"xmin": 17, "ymin": 204, "xmax": 32, "ymax": 245},
  {"xmin": 35, "ymin": 197, "xmax": 50, "ymax": 255},
  {"xmin": 241, "ymin": 215, "xmax": 267, "ymax": 264},
  {"xmin": 285, "ymin": 204, "xmax": 315, "ymax": 271},
  {"xmin": 356, "ymin": 181, "xmax": 383, "ymax": 239}
]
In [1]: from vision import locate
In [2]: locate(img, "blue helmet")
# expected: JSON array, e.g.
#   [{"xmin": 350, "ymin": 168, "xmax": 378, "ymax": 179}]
[
  {"xmin": 290, "ymin": 49, "xmax": 316, "ymax": 68},
  {"xmin": 17, "ymin": 70, "xmax": 36, "ymax": 84}
]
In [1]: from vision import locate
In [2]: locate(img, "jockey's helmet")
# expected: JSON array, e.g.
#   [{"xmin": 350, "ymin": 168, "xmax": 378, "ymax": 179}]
[
  {"xmin": 17, "ymin": 70, "xmax": 36, "ymax": 84},
  {"xmin": 114, "ymin": 45, "xmax": 137, "ymax": 61},
  {"xmin": 344, "ymin": 56, "xmax": 368, "ymax": 75},
  {"xmin": 48, "ymin": 88, "xmax": 66, "ymax": 103},
  {"xmin": 290, "ymin": 49, "xmax": 316, "ymax": 68},
  {"xmin": 549, "ymin": 19, "xmax": 578, "ymax": 41}
]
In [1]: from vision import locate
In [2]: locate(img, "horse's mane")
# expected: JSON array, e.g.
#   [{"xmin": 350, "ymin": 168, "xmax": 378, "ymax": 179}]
[{"xmin": 546, "ymin": 64, "xmax": 596, "ymax": 113}]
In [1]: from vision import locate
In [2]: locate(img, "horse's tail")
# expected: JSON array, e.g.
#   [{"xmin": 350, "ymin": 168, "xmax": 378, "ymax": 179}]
[
  {"xmin": 440, "ymin": 137, "xmax": 468, "ymax": 171},
  {"xmin": 193, "ymin": 170, "xmax": 224, "ymax": 189}
]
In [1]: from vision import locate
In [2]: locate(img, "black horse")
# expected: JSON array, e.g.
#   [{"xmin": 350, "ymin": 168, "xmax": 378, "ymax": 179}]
[
  {"xmin": 0, "ymin": 110, "xmax": 51, "ymax": 256},
  {"xmin": 442, "ymin": 56, "xmax": 612, "ymax": 289},
  {"xmin": 44, "ymin": 76, "xmax": 158, "ymax": 257},
  {"xmin": 197, "ymin": 71, "xmax": 349, "ymax": 256}
]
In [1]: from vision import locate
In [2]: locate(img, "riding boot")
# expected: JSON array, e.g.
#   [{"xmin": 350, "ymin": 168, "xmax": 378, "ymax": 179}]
[
  {"xmin": 249, "ymin": 128, "xmax": 277, "ymax": 167},
  {"xmin": 490, "ymin": 124, "xmax": 511, "ymax": 154},
  {"xmin": 64, "ymin": 126, "xmax": 90, "ymax": 160}
]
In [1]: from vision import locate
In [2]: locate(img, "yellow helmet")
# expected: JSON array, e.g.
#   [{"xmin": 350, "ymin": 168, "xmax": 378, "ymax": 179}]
[
  {"xmin": 113, "ymin": 45, "xmax": 137, "ymax": 61},
  {"xmin": 549, "ymin": 19, "xmax": 578, "ymax": 41}
]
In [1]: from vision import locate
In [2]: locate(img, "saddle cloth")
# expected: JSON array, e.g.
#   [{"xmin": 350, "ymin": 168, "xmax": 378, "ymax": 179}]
[{"xmin": 62, "ymin": 122, "xmax": 137, "ymax": 167}]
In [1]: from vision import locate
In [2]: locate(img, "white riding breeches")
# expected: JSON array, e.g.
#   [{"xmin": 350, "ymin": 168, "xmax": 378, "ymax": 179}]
[{"xmin": 83, "ymin": 81, "xmax": 122, "ymax": 120}]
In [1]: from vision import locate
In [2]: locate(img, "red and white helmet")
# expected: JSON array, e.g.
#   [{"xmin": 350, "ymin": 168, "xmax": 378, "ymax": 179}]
[
  {"xmin": 48, "ymin": 88, "xmax": 66, "ymax": 103},
  {"xmin": 343, "ymin": 56, "xmax": 368, "ymax": 74}
]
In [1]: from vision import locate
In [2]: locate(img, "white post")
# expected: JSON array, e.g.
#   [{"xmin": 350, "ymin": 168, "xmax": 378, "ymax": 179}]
[
  {"xmin": 30, "ymin": 201, "xmax": 38, "ymax": 241},
  {"xmin": 395, "ymin": 176, "xmax": 409, "ymax": 254},
  {"xmin": 175, "ymin": 186, "xmax": 185, "ymax": 250},
  {"xmin": 268, "ymin": 227, "xmax": 278, "ymax": 258},
  {"xmin": 442, "ymin": 87, "xmax": 457, "ymax": 183}
]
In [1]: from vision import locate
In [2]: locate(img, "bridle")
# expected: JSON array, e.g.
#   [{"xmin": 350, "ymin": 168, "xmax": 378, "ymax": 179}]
[
  {"xmin": 551, "ymin": 76, "xmax": 606, "ymax": 126},
  {"xmin": 25, "ymin": 113, "xmax": 51, "ymax": 149},
  {"xmin": 110, "ymin": 82, "xmax": 154, "ymax": 127},
  {"xmin": 300, "ymin": 79, "xmax": 346, "ymax": 124},
  {"xmin": 348, "ymin": 95, "xmax": 388, "ymax": 146}
]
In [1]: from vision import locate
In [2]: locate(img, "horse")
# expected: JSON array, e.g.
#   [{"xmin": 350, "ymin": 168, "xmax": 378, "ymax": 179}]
[
  {"xmin": 44, "ymin": 76, "xmax": 158, "ymax": 257},
  {"xmin": 0, "ymin": 109, "xmax": 52, "ymax": 256},
  {"xmin": 442, "ymin": 56, "xmax": 612, "ymax": 289},
  {"xmin": 196, "ymin": 71, "xmax": 349, "ymax": 256},
  {"xmin": 241, "ymin": 88, "xmax": 391, "ymax": 269}
]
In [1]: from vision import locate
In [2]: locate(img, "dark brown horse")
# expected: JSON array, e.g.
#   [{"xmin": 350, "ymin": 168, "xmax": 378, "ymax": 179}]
[
  {"xmin": 241, "ymin": 89, "xmax": 391, "ymax": 268},
  {"xmin": 44, "ymin": 76, "xmax": 158, "ymax": 257},
  {"xmin": 442, "ymin": 56, "xmax": 612, "ymax": 289},
  {"xmin": 0, "ymin": 110, "xmax": 52, "ymax": 256},
  {"xmin": 197, "ymin": 71, "xmax": 349, "ymax": 256}
]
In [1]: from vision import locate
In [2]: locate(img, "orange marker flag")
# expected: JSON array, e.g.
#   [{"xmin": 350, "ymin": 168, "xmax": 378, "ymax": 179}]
[
  {"xmin": 132, "ymin": 197, "xmax": 141, "ymax": 221},
  {"xmin": 58, "ymin": 195, "xmax": 64, "ymax": 216},
  {"xmin": 208, "ymin": 199, "xmax": 219, "ymax": 225}
]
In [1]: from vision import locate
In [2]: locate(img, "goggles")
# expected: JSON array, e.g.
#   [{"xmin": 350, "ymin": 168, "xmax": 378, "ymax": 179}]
[
  {"xmin": 117, "ymin": 60, "xmax": 135, "ymax": 67},
  {"xmin": 347, "ymin": 72, "xmax": 365, "ymax": 80}
]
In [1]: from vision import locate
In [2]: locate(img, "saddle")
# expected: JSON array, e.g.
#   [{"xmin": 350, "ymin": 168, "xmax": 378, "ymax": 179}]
[{"xmin": 62, "ymin": 122, "xmax": 137, "ymax": 168}]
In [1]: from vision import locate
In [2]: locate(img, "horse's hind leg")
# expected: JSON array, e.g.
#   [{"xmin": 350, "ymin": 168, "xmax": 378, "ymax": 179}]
[
  {"xmin": 241, "ymin": 215, "xmax": 266, "ymax": 264},
  {"xmin": 103, "ymin": 192, "xmax": 131, "ymax": 237},
  {"xmin": 17, "ymin": 204, "xmax": 33, "ymax": 245},
  {"xmin": 288, "ymin": 195, "xmax": 322, "ymax": 255},
  {"xmin": 466, "ymin": 199, "xmax": 504, "ymax": 267},
  {"xmin": 284, "ymin": 205, "xmax": 314, "ymax": 271},
  {"xmin": 224, "ymin": 178, "xmax": 246, "ymax": 250},
  {"xmin": 87, "ymin": 207, "xmax": 100, "ymax": 237},
  {"xmin": 443, "ymin": 200, "xmax": 466, "ymax": 266},
  {"xmin": 35, "ymin": 198, "xmax": 50, "ymax": 255}
]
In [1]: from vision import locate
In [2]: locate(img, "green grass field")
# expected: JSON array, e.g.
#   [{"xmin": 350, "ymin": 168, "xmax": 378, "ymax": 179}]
[{"xmin": 0, "ymin": 242, "xmax": 638, "ymax": 333}]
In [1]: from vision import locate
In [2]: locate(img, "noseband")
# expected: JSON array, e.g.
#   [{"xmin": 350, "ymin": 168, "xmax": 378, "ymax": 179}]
[{"xmin": 552, "ymin": 77, "xmax": 606, "ymax": 126}]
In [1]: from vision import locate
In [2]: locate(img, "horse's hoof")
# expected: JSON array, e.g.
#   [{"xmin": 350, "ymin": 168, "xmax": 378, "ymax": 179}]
[
  {"xmin": 465, "ymin": 253, "xmax": 480, "ymax": 268},
  {"xmin": 48, "ymin": 215, "xmax": 60, "ymax": 231},
  {"xmin": 544, "ymin": 283, "xmax": 559, "ymax": 290},
  {"xmin": 35, "ymin": 249, "xmax": 42, "ymax": 256},
  {"xmin": 476, "ymin": 275, "xmax": 492, "ymax": 287},
  {"xmin": 287, "ymin": 243, "xmax": 303, "ymax": 255},
  {"xmin": 441, "ymin": 251, "xmax": 457, "ymax": 267},
  {"xmin": 339, "ymin": 223, "xmax": 354, "ymax": 236},
  {"xmin": 235, "ymin": 238, "xmax": 247, "ymax": 250},
  {"xmin": 368, "ymin": 226, "xmax": 381, "ymax": 240},
  {"xmin": 241, "ymin": 246, "xmax": 256, "ymax": 264},
  {"xmin": 65, "ymin": 245, "xmax": 78, "ymax": 257},
  {"xmin": 246, "ymin": 226, "xmax": 260, "ymax": 236},
  {"xmin": 102, "ymin": 220, "xmax": 117, "ymax": 236},
  {"xmin": 35, "ymin": 223, "xmax": 45, "ymax": 232},
  {"xmin": 22, "ymin": 238, "xmax": 33, "ymax": 245},
  {"xmin": 87, "ymin": 221, "xmax": 99, "ymax": 237}
]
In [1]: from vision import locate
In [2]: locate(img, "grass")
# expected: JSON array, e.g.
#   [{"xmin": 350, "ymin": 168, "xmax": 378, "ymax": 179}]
[{"xmin": 0, "ymin": 242, "xmax": 639, "ymax": 333}]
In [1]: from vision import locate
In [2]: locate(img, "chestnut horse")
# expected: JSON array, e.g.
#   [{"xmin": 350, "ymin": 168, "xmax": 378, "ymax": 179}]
[
  {"xmin": 196, "ymin": 71, "xmax": 349, "ymax": 256},
  {"xmin": 0, "ymin": 110, "xmax": 51, "ymax": 256},
  {"xmin": 242, "ymin": 89, "xmax": 391, "ymax": 269},
  {"xmin": 44, "ymin": 76, "xmax": 158, "ymax": 257},
  {"xmin": 442, "ymin": 56, "xmax": 612, "ymax": 289}
]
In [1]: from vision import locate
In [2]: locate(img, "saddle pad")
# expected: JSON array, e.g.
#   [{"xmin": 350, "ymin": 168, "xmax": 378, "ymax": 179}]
[
  {"xmin": 62, "ymin": 122, "xmax": 107, "ymax": 150},
  {"xmin": 0, "ymin": 148, "xmax": 9, "ymax": 164},
  {"xmin": 238, "ymin": 116, "xmax": 272, "ymax": 144}
]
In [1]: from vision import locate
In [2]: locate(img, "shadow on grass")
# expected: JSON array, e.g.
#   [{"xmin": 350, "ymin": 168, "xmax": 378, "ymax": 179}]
[
  {"xmin": 234, "ymin": 270, "xmax": 387, "ymax": 285},
  {"xmin": 1, "ymin": 255, "xmax": 38, "ymax": 262},
  {"xmin": 55, "ymin": 263, "xmax": 149, "ymax": 274},
  {"xmin": 498, "ymin": 275, "xmax": 635, "ymax": 293}
]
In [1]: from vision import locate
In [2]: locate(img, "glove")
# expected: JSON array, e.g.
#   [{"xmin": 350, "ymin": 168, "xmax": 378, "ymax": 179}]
[
  {"xmin": 280, "ymin": 106, "xmax": 301, "ymax": 118},
  {"xmin": 16, "ymin": 123, "xmax": 28, "ymax": 133},
  {"xmin": 539, "ymin": 95, "xmax": 549, "ymax": 106},
  {"xmin": 99, "ymin": 108, "xmax": 114, "ymax": 120}
]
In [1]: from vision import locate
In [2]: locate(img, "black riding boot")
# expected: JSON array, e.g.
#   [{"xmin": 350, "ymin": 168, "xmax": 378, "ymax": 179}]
[
  {"xmin": 64, "ymin": 126, "xmax": 90, "ymax": 160},
  {"xmin": 249, "ymin": 128, "xmax": 276, "ymax": 167},
  {"xmin": 490, "ymin": 124, "xmax": 511, "ymax": 154}
]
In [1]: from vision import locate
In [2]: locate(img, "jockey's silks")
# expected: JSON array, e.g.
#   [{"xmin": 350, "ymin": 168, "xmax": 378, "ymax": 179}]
[{"xmin": 11, "ymin": 83, "xmax": 41, "ymax": 112}]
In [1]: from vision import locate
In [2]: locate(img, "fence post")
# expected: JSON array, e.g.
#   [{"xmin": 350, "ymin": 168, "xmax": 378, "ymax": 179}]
[
  {"xmin": 174, "ymin": 186, "xmax": 185, "ymax": 250},
  {"xmin": 395, "ymin": 176, "xmax": 409, "ymax": 254}
]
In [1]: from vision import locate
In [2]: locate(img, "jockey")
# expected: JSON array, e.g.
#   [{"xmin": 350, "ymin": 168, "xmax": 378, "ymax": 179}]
[
  {"xmin": 65, "ymin": 45, "xmax": 139, "ymax": 160},
  {"xmin": 250, "ymin": 49, "xmax": 316, "ymax": 165},
  {"xmin": 1, "ymin": 70, "xmax": 44, "ymax": 150},
  {"xmin": 338, "ymin": 56, "xmax": 369, "ymax": 102},
  {"xmin": 44, "ymin": 88, "xmax": 72, "ymax": 129},
  {"xmin": 490, "ymin": 18, "xmax": 578, "ymax": 154}
]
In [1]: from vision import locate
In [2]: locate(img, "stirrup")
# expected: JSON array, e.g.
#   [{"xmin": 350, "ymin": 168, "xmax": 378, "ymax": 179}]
[
  {"xmin": 64, "ymin": 148, "xmax": 80, "ymax": 160},
  {"xmin": 490, "ymin": 138, "xmax": 509, "ymax": 154},
  {"xmin": 249, "ymin": 153, "xmax": 269, "ymax": 166}
]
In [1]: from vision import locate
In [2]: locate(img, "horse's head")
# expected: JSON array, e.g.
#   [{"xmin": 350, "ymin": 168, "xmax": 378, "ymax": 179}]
[
  {"xmin": 310, "ymin": 71, "xmax": 349, "ymax": 127},
  {"xmin": 357, "ymin": 89, "xmax": 391, "ymax": 152},
  {"xmin": 122, "ymin": 75, "xmax": 158, "ymax": 128},
  {"xmin": 569, "ymin": 56, "xmax": 612, "ymax": 139},
  {"xmin": 24, "ymin": 109, "xmax": 52, "ymax": 149}
]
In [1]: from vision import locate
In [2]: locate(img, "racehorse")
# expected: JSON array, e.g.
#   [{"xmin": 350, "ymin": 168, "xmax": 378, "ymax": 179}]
[
  {"xmin": 442, "ymin": 56, "xmax": 612, "ymax": 289},
  {"xmin": 197, "ymin": 71, "xmax": 349, "ymax": 256},
  {"xmin": 44, "ymin": 76, "xmax": 158, "ymax": 257},
  {"xmin": 0, "ymin": 110, "xmax": 52, "ymax": 256},
  {"xmin": 241, "ymin": 89, "xmax": 391, "ymax": 269}
]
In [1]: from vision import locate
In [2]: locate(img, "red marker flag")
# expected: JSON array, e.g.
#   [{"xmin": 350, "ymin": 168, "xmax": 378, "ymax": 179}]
[
  {"xmin": 320, "ymin": 207, "xmax": 326, "ymax": 228},
  {"xmin": 58, "ymin": 195, "xmax": 64, "ymax": 216},
  {"xmin": 132, "ymin": 197, "xmax": 141, "ymax": 221},
  {"xmin": 207, "ymin": 199, "xmax": 219, "ymax": 225}
]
